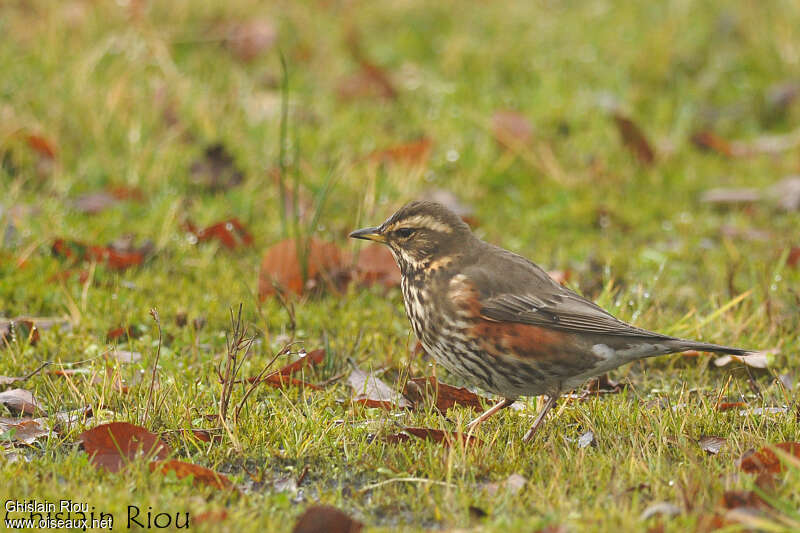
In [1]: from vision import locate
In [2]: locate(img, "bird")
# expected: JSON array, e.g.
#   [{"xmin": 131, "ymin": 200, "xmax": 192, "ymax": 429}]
[{"xmin": 349, "ymin": 201, "xmax": 754, "ymax": 441}]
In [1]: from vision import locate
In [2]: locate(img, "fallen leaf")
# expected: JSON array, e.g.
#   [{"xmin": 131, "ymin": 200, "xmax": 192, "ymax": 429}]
[
  {"xmin": 768, "ymin": 176, "xmax": 800, "ymax": 211},
  {"xmin": 491, "ymin": 110, "xmax": 533, "ymax": 148},
  {"xmin": 0, "ymin": 389, "xmax": 45, "ymax": 416},
  {"xmin": 612, "ymin": 112, "xmax": 655, "ymax": 164},
  {"xmin": 402, "ymin": 377, "xmax": 484, "ymax": 411},
  {"xmin": 185, "ymin": 218, "xmax": 253, "ymax": 250},
  {"xmin": 698, "ymin": 436, "xmax": 726, "ymax": 455},
  {"xmin": 258, "ymin": 237, "xmax": 347, "ymax": 298},
  {"xmin": 739, "ymin": 442, "xmax": 800, "ymax": 474},
  {"xmin": 270, "ymin": 349, "xmax": 326, "ymax": 378},
  {"xmin": 224, "ymin": 19, "xmax": 277, "ymax": 62},
  {"xmin": 691, "ymin": 131, "xmax": 737, "ymax": 157},
  {"xmin": 715, "ymin": 401, "xmax": 747, "ymax": 411},
  {"xmin": 347, "ymin": 368, "xmax": 411, "ymax": 410},
  {"xmin": 189, "ymin": 143, "xmax": 244, "ymax": 191},
  {"xmin": 79, "ymin": 422, "xmax": 170, "ymax": 473},
  {"xmin": 483, "ymin": 473, "xmax": 527, "ymax": 496},
  {"xmin": 384, "ymin": 427, "xmax": 483, "ymax": 447},
  {"xmin": 0, "ymin": 418, "xmax": 49, "ymax": 444},
  {"xmin": 71, "ymin": 186, "xmax": 142, "ymax": 215},
  {"xmin": 52, "ymin": 238, "xmax": 150, "ymax": 270},
  {"xmin": 788, "ymin": 247, "xmax": 800, "ymax": 268},
  {"xmin": 713, "ymin": 352, "xmax": 769, "ymax": 369},
  {"xmin": 26, "ymin": 134, "xmax": 57, "ymax": 159},
  {"xmin": 720, "ymin": 490, "xmax": 768, "ymax": 510},
  {"xmin": 184, "ymin": 429, "xmax": 222, "ymax": 444},
  {"xmin": 150, "ymin": 460, "xmax": 234, "ymax": 490},
  {"xmin": 107, "ymin": 325, "xmax": 138, "ymax": 342},
  {"xmin": 292, "ymin": 505, "xmax": 363, "ymax": 533},
  {"xmin": 578, "ymin": 430, "xmax": 596, "ymax": 449},
  {"xmin": 368, "ymin": 138, "xmax": 432, "ymax": 167},
  {"xmin": 355, "ymin": 244, "xmax": 400, "ymax": 288}
]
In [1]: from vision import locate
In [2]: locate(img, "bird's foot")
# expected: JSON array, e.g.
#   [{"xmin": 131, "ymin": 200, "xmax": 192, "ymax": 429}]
[{"xmin": 522, "ymin": 394, "xmax": 558, "ymax": 442}]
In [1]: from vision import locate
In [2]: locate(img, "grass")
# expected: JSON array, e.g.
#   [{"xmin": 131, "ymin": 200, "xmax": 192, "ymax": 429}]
[{"xmin": 1, "ymin": 0, "xmax": 800, "ymax": 531}]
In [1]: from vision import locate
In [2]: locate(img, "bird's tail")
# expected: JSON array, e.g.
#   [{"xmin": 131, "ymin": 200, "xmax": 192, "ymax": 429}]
[{"xmin": 667, "ymin": 339, "xmax": 754, "ymax": 356}]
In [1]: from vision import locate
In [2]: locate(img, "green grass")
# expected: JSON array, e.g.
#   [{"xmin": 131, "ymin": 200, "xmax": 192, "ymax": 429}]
[{"xmin": 2, "ymin": 0, "xmax": 799, "ymax": 531}]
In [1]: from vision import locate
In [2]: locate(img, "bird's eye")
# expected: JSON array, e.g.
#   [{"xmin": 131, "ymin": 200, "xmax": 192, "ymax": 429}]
[{"xmin": 395, "ymin": 227, "xmax": 415, "ymax": 238}]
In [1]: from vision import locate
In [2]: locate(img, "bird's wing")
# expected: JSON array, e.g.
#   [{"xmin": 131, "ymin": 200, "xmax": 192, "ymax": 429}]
[{"xmin": 464, "ymin": 245, "xmax": 673, "ymax": 339}]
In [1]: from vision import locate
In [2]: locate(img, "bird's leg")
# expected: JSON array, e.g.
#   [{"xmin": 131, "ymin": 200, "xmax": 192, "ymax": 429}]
[
  {"xmin": 466, "ymin": 397, "xmax": 515, "ymax": 431},
  {"xmin": 522, "ymin": 394, "xmax": 558, "ymax": 442}
]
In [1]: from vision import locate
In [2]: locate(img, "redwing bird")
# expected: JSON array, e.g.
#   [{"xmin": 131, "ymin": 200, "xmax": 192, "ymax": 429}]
[{"xmin": 350, "ymin": 201, "xmax": 754, "ymax": 441}]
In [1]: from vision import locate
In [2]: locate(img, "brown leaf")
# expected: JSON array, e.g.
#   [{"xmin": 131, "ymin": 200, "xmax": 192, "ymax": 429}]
[
  {"xmin": 403, "ymin": 377, "xmax": 484, "ymax": 411},
  {"xmin": 52, "ymin": 238, "xmax": 150, "ymax": 270},
  {"xmin": 491, "ymin": 110, "xmax": 533, "ymax": 148},
  {"xmin": 0, "ymin": 389, "xmax": 45, "ymax": 416},
  {"xmin": 612, "ymin": 112, "xmax": 655, "ymax": 164},
  {"xmin": 0, "ymin": 317, "xmax": 69, "ymax": 346},
  {"xmin": 788, "ymin": 247, "xmax": 800, "ymax": 268},
  {"xmin": 691, "ymin": 131, "xmax": 737, "ymax": 157},
  {"xmin": 150, "ymin": 459, "xmax": 234, "ymax": 491},
  {"xmin": 79, "ymin": 422, "xmax": 171, "ymax": 473},
  {"xmin": 368, "ymin": 138, "xmax": 432, "ymax": 167},
  {"xmin": 720, "ymin": 490, "xmax": 768, "ymax": 510},
  {"xmin": 106, "ymin": 325, "xmax": 139, "ymax": 342},
  {"xmin": 355, "ymin": 244, "xmax": 401, "ymax": 288},
  {"xmin": 715, "ymin": 401, "xmax": 747, "ymax": 411},
  {"xmin": 739, "ymin": 442, "xmax": 800, "ymax": 474},
  {"xmin": 384, "ymin": 427, "xmax": 483, "ymax": 447},
  {"xmin": 347, "ymin": 368, "xmax": 411, "ymax": 410},
  {"xmin": 26, "ymin": 134, "xmax": 57, "ymax": 159},
  {"xmin": 272, "ymin": 348, "xmax": 326, "ymax": 378},
  {"xmin": 183, "ymin": 429, "xmax": 222, "ymax": 444},
  {"xmin": 224, "ymin": 19, "xmax": 277, "ymax": 62},
  {"xmin": 258, "ymin": 238, "xmax": 347, "ymax": 298},
  {"xmin": 72, "ymin": 191, "xmax": 120, "ymax": 214},
  {"xmin": 292, "ymin": 505, "xmax": 363, "ymax": 533},
  {"xmin": 189, "ymin": 143, "xmax": 244, "ymax": 191},
  {"xmin": 697, "ymin": 435, "xmax": 726, "ymax": 455},
  {"xmin": 185, "ymin": 218, "xmax": 254, "ymax": 250},
  {"xmin": 0, "ymin": 418, "xmax": 49, "ymax": 444}
]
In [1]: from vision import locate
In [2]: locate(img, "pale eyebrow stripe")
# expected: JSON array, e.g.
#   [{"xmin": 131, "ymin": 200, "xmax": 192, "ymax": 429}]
[{"xmin": 385, "ymin": 215, "xmax": 453, "ymax": 233}]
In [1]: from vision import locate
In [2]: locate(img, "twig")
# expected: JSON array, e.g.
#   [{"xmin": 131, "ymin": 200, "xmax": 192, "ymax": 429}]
[{"xmin": 144, "ymin": 308, "xmax": 162, "ymax": 424}]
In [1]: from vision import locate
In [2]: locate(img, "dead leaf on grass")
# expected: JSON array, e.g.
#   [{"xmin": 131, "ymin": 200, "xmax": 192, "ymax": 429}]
[
  {"xmin": 25, "ymin": 134, "xmax": 57, "ymax": 159},
  {"xmin": 698, "ymin": 436, "xmax": 726, "ymax": 455},
  {"xmin": 79, "ymin": 422, "xmax": 171, "ymax": 473},
  {"xmin": 185, "ymin": 218, "xmax": 254, "ymax": 250},
  {"xmin": 402, "ymin": 377, "xmax": 484, "ymax": 411},
  {"xmin": 578, "ymin": 430, "xmax": 596, "ymax": 449},
  {"xmin": 368, "ymin": 137, "xmax": 432, "ymax": 167},
  {"xmin": 292, "ymin": 505, "xmax": 363, "ymax": 533},
  {"xmin": 258, "ymin": 238, "xmax": 347, "ymax": 298},
  {"xmin": 105, "ymin": 350, "xmax": 142, "ymax": 364},
  {"xmin": 52, "ymin": 238, "xmax": 150, "ymax": 270},
  {"xmin": 383, "ymin": 427, "xmax": 483, "ymax": 447},
  {"xmin": 150, "ymin": 459, "xmax": 234, "ymax": 491},
  {"xmin": 739, "ymin": 442, "xmax": 800, "ymax": 475},
  {"xmin": 612, "ymin": 112, "xmax": 655, "ymax": 164},
  {"xmin": 354, "ymin": 244, "xmax": 400, "ymax": 288},
  {"xmin": 0, "ymin": 389, "xmax": 45, "ymax": 416},
  {"xmin": 347, "ymin": 368, "xmax": 411, "ymax": 410},
  {"xmin": 0, "ymin": 418, "xmax": 49, "ymax": 444}
]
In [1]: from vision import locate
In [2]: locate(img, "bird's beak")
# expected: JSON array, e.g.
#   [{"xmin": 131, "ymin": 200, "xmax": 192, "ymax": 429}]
[{"xmin": 349, "ymin": 226, "xmax": 386, "ymax": 243}]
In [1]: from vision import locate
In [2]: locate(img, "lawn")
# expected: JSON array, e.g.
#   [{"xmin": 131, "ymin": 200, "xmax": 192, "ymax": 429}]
[{"xmin": 1, "ymin": 1, "xmax": 799, "ymax": 531}]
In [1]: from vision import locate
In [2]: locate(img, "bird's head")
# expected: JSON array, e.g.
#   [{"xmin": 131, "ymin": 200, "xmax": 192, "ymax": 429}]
[{"xmin": 349, "ymin": 201, "xmax": 473, "ymax": 274}]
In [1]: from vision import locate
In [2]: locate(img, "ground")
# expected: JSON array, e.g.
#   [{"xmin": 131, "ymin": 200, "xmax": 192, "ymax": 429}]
[{"xmin": 1, "ymin": 1, "xmax": 799, "ymax": 531}]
